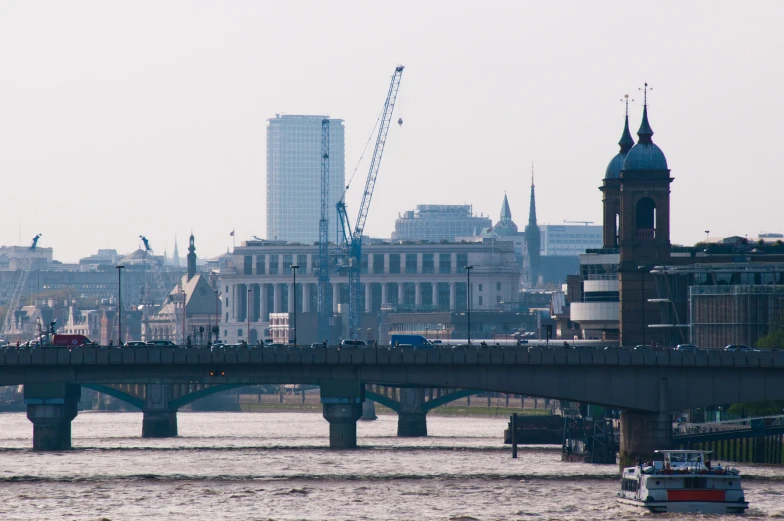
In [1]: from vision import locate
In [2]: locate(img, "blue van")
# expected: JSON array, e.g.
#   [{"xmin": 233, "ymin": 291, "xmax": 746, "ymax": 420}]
[{"xmin": 389, "ymin": 334, "xmax": 433, "ymax": 347}]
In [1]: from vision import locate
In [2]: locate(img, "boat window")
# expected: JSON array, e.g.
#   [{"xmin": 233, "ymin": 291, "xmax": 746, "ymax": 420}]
[
  {"xmin": 670, "ymin": 453, "xmax": 686, "ymax": 464},
  {"xmin": 684, "ymin": 477, "xmax": 707, "ymax": 489}
]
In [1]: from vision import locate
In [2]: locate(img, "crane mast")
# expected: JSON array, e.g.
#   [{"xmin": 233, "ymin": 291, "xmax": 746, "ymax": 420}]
[
  {"xmin": 317, "ymin": 119, "xmax": 331, "ymax": 343},
  {"xmin": 338, "ymin": 65, "xmax": 404, "ymax": 339},
  {"xmin": 1, "ymin": 234, "xmax": 42, "ymax": 336}
]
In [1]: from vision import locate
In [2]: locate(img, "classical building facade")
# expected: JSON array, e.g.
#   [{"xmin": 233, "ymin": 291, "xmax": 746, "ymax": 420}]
[
  {"xmin": 218, "ymin": 239, "xmax": 521, "ymax": 344},
  {"xmin": 391, "ymin": 205, "xmax": 492, "ymax": 242}
]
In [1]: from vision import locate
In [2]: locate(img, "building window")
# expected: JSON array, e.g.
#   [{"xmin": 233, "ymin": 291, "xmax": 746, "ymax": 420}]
[
  {"xmin": 361, "ymin": 254, "xmax": 369, "ymax": 274},
  {"xmin": 478, "ymin": 296, "xmax": 483, "ymax": 306},
  {"xmin": 405, "ymin": 253, "xmax": 418, "ymax": 274},
  {"xmin": 496, "ymin": 282, "xmax": 501, "ymax": 291},
  {"xmin": 283, "ymin": 255, "xmax": 293, "ymax": 274},
  {"xmin": 297, "ymin": 254, "xmax": 307, "ymax": 274},
  {"xmin": 439, "ymin": 254, "xmax": 451, "ymax": 274},
  {"xmin": 373, "ymin": 254, "xmax": 385, "ymax": 274},
  {"xmin": 238, "ymin": 329, "xmax": 243, "ymax": 337},
  {"xmin": 244, "ymin": 256, "xmax": 253, "ymax": 275},
  {"xmin": 389, "ymin": 254, "xmax": 401, "ymax": 274},
  {"xmin": 422, "ymin": 254, "xmax": 434, "ymax": 274},
  {"xmin": 256, "ymin": 255, "xmax": 266, "ymax": 275},
  {"xmin": 269, "ymin": 255, "xmax": 279, "ymax": 275},
  {"xmin": 457, "ymin": 253, "xmax": 468, "ymax": 269},
  {"xmin": 478, "ymin": 284, "xmax": 483, "ymax": 292}
]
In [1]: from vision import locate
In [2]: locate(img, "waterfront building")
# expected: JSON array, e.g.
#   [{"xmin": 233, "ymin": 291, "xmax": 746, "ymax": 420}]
[
  {"xmin": 218, "ymin": 238, "xmax": 521, "ymax": 344},
  {"xmin": 391, "ymin": 205, "xmax": 492, "ymax": 243},
  {"xmin": 266, "ymin": 115, "xmax": 345, "ymax": 244}
]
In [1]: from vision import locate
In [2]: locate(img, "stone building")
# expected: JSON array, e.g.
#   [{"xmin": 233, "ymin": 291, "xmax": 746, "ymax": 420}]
[{"xmin": 218, "ymin": 239, "xmax": 521, "ymax": 344}]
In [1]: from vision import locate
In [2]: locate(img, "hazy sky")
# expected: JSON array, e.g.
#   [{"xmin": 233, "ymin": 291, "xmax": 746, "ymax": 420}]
[{"xmin": 1, "ymin": 1, "xmax": 782, "ymax": 262}]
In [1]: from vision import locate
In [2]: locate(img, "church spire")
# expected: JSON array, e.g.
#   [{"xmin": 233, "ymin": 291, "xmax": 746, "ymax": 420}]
[
  {"xmin": 187, "ymin": 233, "xmax": 196, "ymax": 281},
  {"xmin": 528, "ymin": 164, "xmax": 537, "ymax": 227},
  {"xmin": 636, "ymin": 82, "xmax": 654, "ymax": 144},
  {"xmin": 172, "ymin": 234, "xmax": 180, "ymax": 267},
  {"xmin": 500, "ymin": 192, "xmax": 512, "ymax": 222},
  {"xmin": 619, "ymin": 94, "xmax": 635, "ymax": 153}
]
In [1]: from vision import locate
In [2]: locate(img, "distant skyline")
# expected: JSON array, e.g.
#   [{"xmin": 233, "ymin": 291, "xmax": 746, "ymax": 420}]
[{"xmin": 1, "ymin": 1, "xmax": 782, "ymax": 262}]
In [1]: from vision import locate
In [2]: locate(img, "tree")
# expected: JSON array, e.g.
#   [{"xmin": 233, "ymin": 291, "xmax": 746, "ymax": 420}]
[{"xmin": 756, "ymin": 313, "xmax": 784, "ymax": 349}]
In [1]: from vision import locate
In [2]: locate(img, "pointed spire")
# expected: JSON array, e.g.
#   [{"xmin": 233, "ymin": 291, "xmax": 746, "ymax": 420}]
[
  {"xmin": 528, "ymin": 163, "xmax": 537, "ymax": 227},
  {"xmin": 619, "ymin": 94, "xmax": 635, "ymax": 153},
  {"xmin": 500, "ymin": 192, "xmax": 512, "ymax": 222},
  {"xmin": 637, "ymin": 83, "xmax": 654, "ymax": 144}
]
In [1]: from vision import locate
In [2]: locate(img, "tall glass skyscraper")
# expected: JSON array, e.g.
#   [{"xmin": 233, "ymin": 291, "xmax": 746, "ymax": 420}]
[{"xmin": 266, "ymin": 115, "xmax": 345, "ymax": 244}]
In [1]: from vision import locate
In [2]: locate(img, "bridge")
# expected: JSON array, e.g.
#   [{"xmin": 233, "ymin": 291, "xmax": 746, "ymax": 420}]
[{"xmin": 8, "ymin": 345, "xmax": 784, "ymax": 467}]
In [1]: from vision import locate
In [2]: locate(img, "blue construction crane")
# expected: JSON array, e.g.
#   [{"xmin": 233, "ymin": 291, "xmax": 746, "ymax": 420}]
[
  {"xmin": 336, "ymin": 65, "xmax": 404, "ymax": 340},
  {"xmin": 317, "ymin": 119, "xmax": 331, "ymax": 343}
]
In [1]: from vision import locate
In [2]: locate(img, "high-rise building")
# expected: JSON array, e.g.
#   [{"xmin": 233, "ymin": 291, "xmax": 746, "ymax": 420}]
[{"xmin": 266, "ymin": 115, "xmax": 345, "ymax": 244}]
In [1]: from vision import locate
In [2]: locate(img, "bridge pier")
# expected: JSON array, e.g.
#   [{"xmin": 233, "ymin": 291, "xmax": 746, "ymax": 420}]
[
  {"xmin": 24, "ymin": 384, "xmax": 81, "ymax": 451},
  {"xmin": 321, "ymin": 380, "xmax": 364, "ymax": 449},
  {"xmin": 142, "ymin": 384, "xmax": 178, "ymax": 438},
  {"xmin": 360, "ymin": 399, "xmax": 377, "ymax": 421},
  {"xmin": 619, "ymin": 410, "xmax": 673, "ymax": 470},
  {"xmin": 397, "ymin": 388, "xmax": 427, "ymax": 437}
]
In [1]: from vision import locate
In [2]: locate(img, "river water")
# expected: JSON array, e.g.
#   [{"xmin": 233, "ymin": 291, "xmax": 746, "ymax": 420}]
[{"xmin": 0, "ymin": 411, "xmax": 782, "ymax": 520}]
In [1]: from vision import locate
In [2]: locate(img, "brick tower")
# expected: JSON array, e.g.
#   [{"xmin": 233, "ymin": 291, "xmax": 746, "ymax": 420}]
[{"xmin": 617, "ymin": 85, "xmax": 673, "ymax": 346}]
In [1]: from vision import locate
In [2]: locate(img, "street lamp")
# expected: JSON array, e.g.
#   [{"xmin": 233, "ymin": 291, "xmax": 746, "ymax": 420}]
[
  {"xmin": 115, "ymin": 265, "xmax": 125, "ymax": 346},
  {"xmin": 637, "ymin": 265, "xmax": 646, "ymax": 347},
  {"xmin": 464, "ymin": 265, "xmax": 473, "ymax": 345},
  {"xmin": 704, "ymin": 230, "xmax": 710, "ymax": 244},
  {"xmin": 290, "ymin": 265, "xmax": 299, "ymax": 345}
]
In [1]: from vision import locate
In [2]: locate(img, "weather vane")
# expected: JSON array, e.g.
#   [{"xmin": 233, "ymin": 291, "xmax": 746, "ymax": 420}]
[
  {"xmin": 621, "ymin": 94, "xmax": 634, "ymax": 116},
  {"xmin": 638, "ymin": 82, "xmax": 652, "ymax": 106}
]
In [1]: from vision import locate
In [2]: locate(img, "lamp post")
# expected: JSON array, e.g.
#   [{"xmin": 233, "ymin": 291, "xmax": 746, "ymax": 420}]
[
  {"xmin": 290, "ymin": 265, "xmax": 299, "ymax": 345},
  {"xmin": 464, "ymin": 265, "xmax": 473, "ymax": 345},
  {"xmin": 115, "ymin": 265, "xmax": 125, "ymax": 346},
  {"xmin": 704, "ymin": 230, "xmax": 710, "ymax": 244},
  {"xmin": 247, "ymin": 288, "xmax": 252, "ymax": 345},
  {"xmin": 637, "ymin": 265, "xmax": 646, "ymax": 347}
]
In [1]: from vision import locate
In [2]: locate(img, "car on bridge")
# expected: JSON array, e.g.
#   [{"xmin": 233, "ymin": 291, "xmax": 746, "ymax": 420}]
[
  {"xmin": 124, "ymin": 341, "xmax": 147, "ymax": 347},
  {"xmin": 724, "ymin": 344, "xmax": 757, "ymax": 352},
  {"xmin": 146, "ymin": 340, "xmax": 176, "ymax": 347},
  {"xmin": 675, "ymin": 344, "xmax": 700, "ymax": 351}
]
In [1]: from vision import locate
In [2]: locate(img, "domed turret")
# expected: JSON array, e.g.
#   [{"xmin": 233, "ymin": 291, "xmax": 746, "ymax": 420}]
[
  {"xmin": 622, "ymin": 88, "xmax": 668, "ymax": 172},
  {"xmin": 605, "ymin": 96, "xmax": 635, "ymax": 179}
]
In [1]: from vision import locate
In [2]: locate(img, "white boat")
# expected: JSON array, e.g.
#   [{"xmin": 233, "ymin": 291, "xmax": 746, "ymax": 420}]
[{"xmin": 617, "ymin": 450, "xmax": 748, "ymax": 514}]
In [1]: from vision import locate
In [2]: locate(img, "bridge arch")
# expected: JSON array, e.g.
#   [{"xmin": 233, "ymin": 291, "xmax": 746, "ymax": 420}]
[{"xmin": 82, "ymin": 383, "xmax": 244, "ymax": 411}]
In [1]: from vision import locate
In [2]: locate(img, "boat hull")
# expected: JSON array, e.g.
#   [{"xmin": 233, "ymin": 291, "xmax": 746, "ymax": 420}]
[{"xmin": 617, "ymin": 497, "xmax": 749, "ymax": 514}]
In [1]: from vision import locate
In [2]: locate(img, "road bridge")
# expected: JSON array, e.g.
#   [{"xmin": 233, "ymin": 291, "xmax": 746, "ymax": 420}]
[{"xmin": 8, "ymin": 345, "xmax": 784, "ymax": 466}]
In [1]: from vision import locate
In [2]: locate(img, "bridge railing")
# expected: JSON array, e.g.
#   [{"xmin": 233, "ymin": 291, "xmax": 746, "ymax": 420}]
[{"xmin": 674, "ymin": 414, "xmax": 784, "ymax": 437}]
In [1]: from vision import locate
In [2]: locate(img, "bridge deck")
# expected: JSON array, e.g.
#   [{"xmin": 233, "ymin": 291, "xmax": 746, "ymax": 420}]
[{"xmin": 0, "ymin": 345, "xmax": 782, "ymax": 368}]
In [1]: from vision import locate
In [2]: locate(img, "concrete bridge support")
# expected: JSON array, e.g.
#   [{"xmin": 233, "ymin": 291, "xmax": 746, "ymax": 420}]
[
  {"xmin": 24, "ymin": 383, "xmax": 81, "ymax": 451},
  {"xmin": 360, "ymin": 399, "xmax": 377, "ymax": 421},
  {"xmin": 397, "ymin": 387, "xmax": 427, "ymax": 437},
  {"xmin": 142, "ymin": 384, "xmax": 178, "ymax": 438},
  {"xmin": 619, "ymin": 410, "xmax": 673, "ymax": 469},
  {"xmin": 321, "ymin": 380, "xmax": 364, "ymax": 449}
]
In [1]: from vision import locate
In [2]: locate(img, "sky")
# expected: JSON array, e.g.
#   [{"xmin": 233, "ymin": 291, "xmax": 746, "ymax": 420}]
[{"xmin": 0, "ymin": 1, "xmax": 782, "ymax": 262}]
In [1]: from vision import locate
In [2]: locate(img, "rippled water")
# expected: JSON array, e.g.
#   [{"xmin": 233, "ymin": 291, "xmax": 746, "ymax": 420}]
[{"xmin": 0, "ymin": 411, "xmax": 782, "ymax": 520}]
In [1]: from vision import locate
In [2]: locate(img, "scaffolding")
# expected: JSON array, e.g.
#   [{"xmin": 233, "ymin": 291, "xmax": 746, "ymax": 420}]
[
  {"xmin": 651, "ymin": 263, "xmax": 784, "ymax": 349},
  {"xmin": 690, "ymin": 285, "xmax": 784, "ymax": 349}
]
